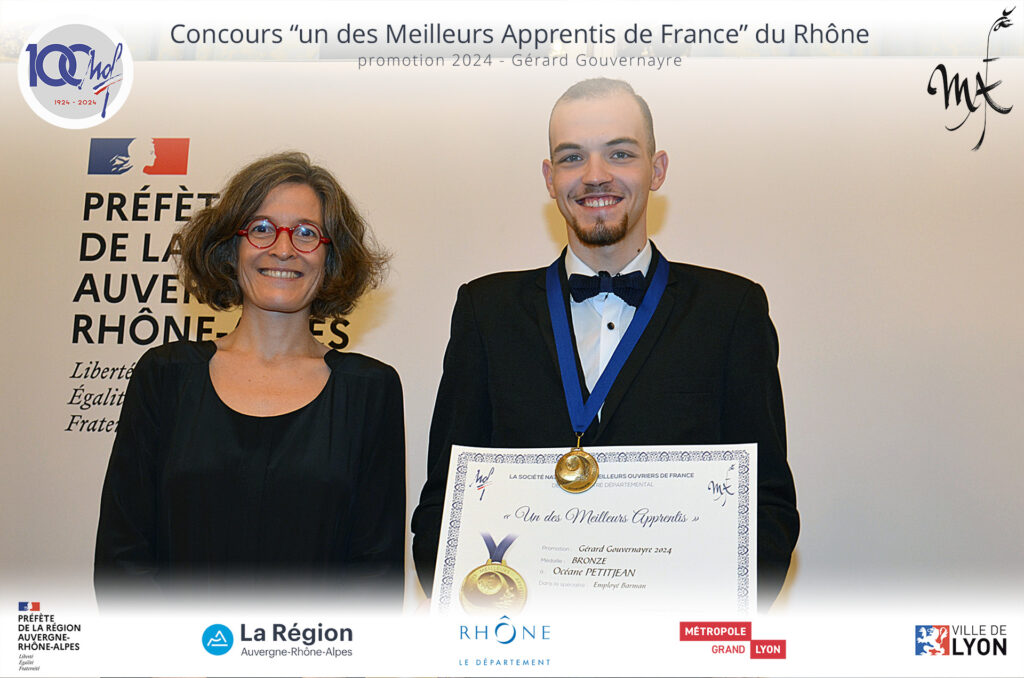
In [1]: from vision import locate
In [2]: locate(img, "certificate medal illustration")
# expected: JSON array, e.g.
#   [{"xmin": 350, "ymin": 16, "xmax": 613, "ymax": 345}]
[{"xmin": 460, "ymin": 534, "xmax": 527, "ymax": 614}]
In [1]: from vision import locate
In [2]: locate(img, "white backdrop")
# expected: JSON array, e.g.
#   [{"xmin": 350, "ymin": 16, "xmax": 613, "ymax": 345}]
[{"xmin": 1, "ymin": 1, "xmax": 1023, "ymax": 674}]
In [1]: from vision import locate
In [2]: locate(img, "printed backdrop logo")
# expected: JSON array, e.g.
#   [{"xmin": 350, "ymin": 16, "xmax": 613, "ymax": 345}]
[
  {"xmin": 88, "ymin": 138, "xmax": 190, "ymax": 175},
  {"xmin": 202, "ymin": 623, "xmax": 234, "ymax": 656},
  {"xmin": 17, "ymin": 602, "xmax": 41, "ymax": 612},
  {"xmin": 927, "ymin": 7, "xmax": 1014, "ymax": 150},
  {"xmin": 916, "ymin": 625, "xmax": 950, "ymax": 655},
  {"xmin": 17, "ymin": 22, "xmax": 133, "ymax": 129}
]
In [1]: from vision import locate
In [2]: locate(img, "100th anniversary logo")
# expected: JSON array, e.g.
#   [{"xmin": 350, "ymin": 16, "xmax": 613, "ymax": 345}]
[{"xmin": 18, "ymin": 22, "xmax": 133, "ymax": 129}]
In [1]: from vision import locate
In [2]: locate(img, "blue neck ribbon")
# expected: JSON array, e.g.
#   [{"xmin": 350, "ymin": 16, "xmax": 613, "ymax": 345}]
[{"xmin": 545, "ymin": 251, "xmax": 669, "ymax": 438}]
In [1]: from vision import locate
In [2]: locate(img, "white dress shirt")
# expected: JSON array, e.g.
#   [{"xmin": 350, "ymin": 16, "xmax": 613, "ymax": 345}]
[{"xmin": 565, "ymin": 241, "xmax": 653, "ymax": 400}]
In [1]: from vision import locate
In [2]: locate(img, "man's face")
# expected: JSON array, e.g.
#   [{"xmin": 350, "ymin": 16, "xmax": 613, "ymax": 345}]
[{"xmin": 542, "ymin": 93, "xmax": 667, "ymax": 250}]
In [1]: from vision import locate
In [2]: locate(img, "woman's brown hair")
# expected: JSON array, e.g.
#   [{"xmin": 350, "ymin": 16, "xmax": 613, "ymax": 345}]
[{"xmin": 177, "ymin": 151, "xmax": 388, "ymax": 318}]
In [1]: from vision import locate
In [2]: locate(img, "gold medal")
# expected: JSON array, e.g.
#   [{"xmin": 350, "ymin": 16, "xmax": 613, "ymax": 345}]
[
  {"xmin": 460, "ymin": 559, "xmax": 527, "ymax": 614},
  {"xmin": 555, "ymin": 434, "xmax": 599, "ymax": 493}
]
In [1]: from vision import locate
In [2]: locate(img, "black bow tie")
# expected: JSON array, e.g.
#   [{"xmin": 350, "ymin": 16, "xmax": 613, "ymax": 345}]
[{"xmin": 568, "ymin": 270, "xmax": 646, "ymax": 307}]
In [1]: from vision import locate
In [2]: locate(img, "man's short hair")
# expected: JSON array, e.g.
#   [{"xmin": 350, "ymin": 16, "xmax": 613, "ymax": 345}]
[{"xmin": 551, "ymin": 78, "xmax": 656, "ymax": 155}]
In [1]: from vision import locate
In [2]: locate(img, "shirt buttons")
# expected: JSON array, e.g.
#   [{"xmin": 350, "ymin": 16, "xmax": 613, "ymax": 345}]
[{"xmin": 607, "ymin": 322, "xmax": 615, "ymax": 330}]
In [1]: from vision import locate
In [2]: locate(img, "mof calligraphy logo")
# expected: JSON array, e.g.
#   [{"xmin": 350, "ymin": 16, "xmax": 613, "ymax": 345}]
[
  {"xmin": 18, "ymin": 23, "xmax": 134, "ymax": 129},
  {"xmin": 473, "ymin": 466, "xmax": 495, "ymax": 500},
  {"xmin": 915, "ymin": 625, "xmax": 950, "ymax": 655},
  {"xmin": 926, "ymin": 8, "xmax": 1014, "ymax": 150}
]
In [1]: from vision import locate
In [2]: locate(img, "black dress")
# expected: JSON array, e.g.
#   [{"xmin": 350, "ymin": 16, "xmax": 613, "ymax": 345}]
[{"xmin": 94, "ymin": 340, "xmax": 405, "ymax": 605}]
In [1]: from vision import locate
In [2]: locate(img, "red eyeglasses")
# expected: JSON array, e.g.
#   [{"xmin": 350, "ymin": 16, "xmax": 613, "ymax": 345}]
[{"xmin": 237, "ymin": 218, "xmax": 331, "ymax": 253}]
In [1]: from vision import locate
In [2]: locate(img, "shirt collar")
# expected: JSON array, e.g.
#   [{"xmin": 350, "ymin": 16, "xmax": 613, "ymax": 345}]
[{"xmin": 565, "ymin": 240, "xmax": 653, "ymax": 278}]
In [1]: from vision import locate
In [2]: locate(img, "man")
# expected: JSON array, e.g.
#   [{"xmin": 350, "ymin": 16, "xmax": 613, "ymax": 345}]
[{"xmin": 411, "ymin": 78, "xmax": 799, "ymax": 607}]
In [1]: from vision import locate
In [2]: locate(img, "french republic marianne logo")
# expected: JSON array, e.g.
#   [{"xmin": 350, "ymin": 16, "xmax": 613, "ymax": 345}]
[
  {"xmin": 202, "ymin": 623, "xmax": 233, "ymax": 656},
  {"xmin": 916, "ymin": 625, "xmax": 950, "ymax": 655},
  {"xmin": 18, "ymin": 22, "xmax": 133, "ymax": 129},
  {"xmin": 88, "ymin": 138, "xmax": 190, "ymax": 175}
]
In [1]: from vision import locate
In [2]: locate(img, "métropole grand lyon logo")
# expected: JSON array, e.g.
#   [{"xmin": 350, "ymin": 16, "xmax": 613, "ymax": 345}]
[{"xmin": 18, "ymin": 22, "xmax": 134, "ymax": 129}]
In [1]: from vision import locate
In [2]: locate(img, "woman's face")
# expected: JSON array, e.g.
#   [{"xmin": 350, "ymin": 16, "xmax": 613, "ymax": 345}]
[{"xmin": 236, "ymin": 182, "xmax": 328, "ymax": 317}]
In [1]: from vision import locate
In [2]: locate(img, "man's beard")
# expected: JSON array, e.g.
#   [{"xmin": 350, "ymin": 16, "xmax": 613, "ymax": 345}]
[{"xmin": 567, "ymin": 213, "xmax": 629, "ymax": 247}]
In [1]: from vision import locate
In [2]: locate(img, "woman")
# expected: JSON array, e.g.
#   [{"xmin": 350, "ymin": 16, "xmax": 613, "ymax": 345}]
[{"xmin": 94, "ymin": 152, "xmax": 404, "ymax": 605}]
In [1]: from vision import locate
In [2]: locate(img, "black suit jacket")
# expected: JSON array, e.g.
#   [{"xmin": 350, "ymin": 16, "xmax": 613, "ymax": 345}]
[{"xmin": 411, "ymin": 250, "xmax": 799, "ymax": 606}]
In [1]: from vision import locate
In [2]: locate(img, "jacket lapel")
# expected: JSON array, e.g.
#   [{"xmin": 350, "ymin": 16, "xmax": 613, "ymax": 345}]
[
  {"xmin": 531, "ymin": 252, "xmax": 592, "ymax": 397},
  {"xmin": 594, "ymin": 258, "xmax": 680, "ymax": 440},
  {"xmin": 530, "ymin": 268, "xmax": 560, "ymax": 377}
]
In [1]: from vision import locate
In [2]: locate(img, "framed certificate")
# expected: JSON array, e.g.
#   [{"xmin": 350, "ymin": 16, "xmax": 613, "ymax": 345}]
[{"xmin": 432, "ymin": 444, "xmax": 757, "ymax": 614}]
